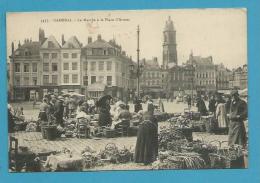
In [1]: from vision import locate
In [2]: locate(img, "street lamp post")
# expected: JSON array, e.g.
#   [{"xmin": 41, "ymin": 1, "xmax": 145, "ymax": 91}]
[
  {"xmin": 137, "ymin": 25, "xmax": 140, "ymax": 98},
  {"xmin": 129, "ymin": 25, "xmax": 143, "ymax": 99}
]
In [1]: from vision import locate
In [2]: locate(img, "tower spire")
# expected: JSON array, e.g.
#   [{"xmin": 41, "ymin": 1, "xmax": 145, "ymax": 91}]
[{"xmin": 162, "ymin": 16, "xmax": 178, "ymax": 69}]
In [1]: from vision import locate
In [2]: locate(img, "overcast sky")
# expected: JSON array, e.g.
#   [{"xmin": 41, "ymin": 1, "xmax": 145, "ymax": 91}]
[{"xmin": 7, "ymin": 9, "xmax": 247, "ymax": 69}]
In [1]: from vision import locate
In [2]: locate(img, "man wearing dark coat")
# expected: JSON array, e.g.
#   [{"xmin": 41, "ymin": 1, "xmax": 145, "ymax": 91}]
[
  {"xmin": 187, "ymin": 95, "xmax": 192, "ymax": 109},
  {"xmin": 196, "ymin": 96, "xmax": 207, "ymax": 116},
  {"xmin": 98, "ymin": 97, "xmax": 112, "ymax": 127},
  {"xmin": 134, "ymin": 104, "xmax": 158, "ymax": 165},
  {"xmin": 208, "ymin": 95, "xmax": 216, "ymax": 113},
  {"xmin": 54, "ymin": 96, "xmax": 65, "ymax": 127},
  {"xmin": 227, "ymin": 90, "xmax": 247, "ymax": 168},
  {"xmin": 228, "ymin": 90, "xmax": 247, "ymax": 147},
  {"xmin": 134, "ymin": 99, "xmax": 142, "ymax": 113}
]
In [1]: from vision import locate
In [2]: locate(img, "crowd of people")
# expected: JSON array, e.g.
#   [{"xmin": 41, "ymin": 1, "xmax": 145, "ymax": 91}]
[
  {"xmin": 8, "ymin": 89, "xmax": 248, "ymax": 167},
  {"xmin": 194, "ymin": 90, "xmax": 248, "ymax": 149}
]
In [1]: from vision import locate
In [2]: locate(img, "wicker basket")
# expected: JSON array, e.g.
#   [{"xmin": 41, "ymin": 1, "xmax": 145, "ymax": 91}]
[
  {"xmin": 103, "ymin": 129, "xmax": 116, "ymax": 138},
  {"xmin": 209, "ymin": 153, "xmax": 231, "ymax": 169},
  {"xmin": 43, "ymin": 125, "xmax": 57, "ymax": 141},
  {"xmin": 201, "ymin": 116, "xmax": 216, "ymax": 133}
]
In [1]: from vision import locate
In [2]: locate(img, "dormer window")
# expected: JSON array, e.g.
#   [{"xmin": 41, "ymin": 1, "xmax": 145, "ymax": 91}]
[{"xmin": 48, "ymin": 41, "xmax": 54, "ymax": 48}]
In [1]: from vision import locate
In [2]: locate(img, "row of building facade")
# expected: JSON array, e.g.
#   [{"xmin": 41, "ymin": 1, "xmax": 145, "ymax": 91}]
[
  {"xmin": 139, "ymin": 54, "xmax": 247, "ymax": 98},
  {"xmin": 8, "ymin": 16, "xmax": 247, "ymax": 101},
  {"xmin": 8, "ymin": 29, "xmax": 136, "ymax": 101}
]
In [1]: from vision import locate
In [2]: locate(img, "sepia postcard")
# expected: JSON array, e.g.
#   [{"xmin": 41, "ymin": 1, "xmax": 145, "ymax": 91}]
[{"xmin": 6, "ymin": 9, "xmax": 248, "ymax": 172}]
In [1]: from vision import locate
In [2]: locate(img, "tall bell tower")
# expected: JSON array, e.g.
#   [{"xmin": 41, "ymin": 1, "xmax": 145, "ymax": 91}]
[{"xmin": 162, "ymin": 16, "xmax": 178, "ymax": 69}]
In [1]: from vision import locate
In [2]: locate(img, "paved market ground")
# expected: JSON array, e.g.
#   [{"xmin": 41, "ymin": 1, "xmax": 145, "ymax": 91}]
[{"xmin": 10, "ymin": 100, "xmax": 230, "ymax": 171}]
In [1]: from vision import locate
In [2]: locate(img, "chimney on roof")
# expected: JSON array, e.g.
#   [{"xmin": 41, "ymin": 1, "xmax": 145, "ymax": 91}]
[
  {"xmin": 97, "ymin": 34, "xmax": 101, "ymax": 41},
  {"xmin": 62, "ymin": 34, "xmax": 65, "ymax": 46},
  {"xmin": 11, "ymin": 42, "xmax": 14, "ymax": 55},
  {"xmin": 88, "ymin": 36, "xmax": 92, "ymax": 44},
  {"xmin": 39, "ymin": 28, "xmax": 45, "ymax": 45},
  {"xmin": 30, "ymin": 38, "xmax": 32, "ymax": 43},
  {"xmin": 122, "ymin": 51, "xmax": 126, "ymax": 56},
  {"xmin": 18, "ymin": 41, "xmax": 21, "ymax": 48}
]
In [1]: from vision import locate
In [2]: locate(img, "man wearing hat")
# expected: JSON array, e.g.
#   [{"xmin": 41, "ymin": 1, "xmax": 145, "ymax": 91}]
[
  {"xmin": 54, "ymin": 96, "xmax": 65, "ymax": 127},
  {"xmin": 228, "ymin": 89, "xmax": 247, "ymax": 147},
  {"xmin": 228, "ymin": 89, "xmax": 247, "ymax": 168},
  {"xmin": 228, "ymin": 90, "xmax": 247, "ymax": 146},
  {"xmin": 196, "ymin": 95, "xmax": 207, "ymax": 116}
]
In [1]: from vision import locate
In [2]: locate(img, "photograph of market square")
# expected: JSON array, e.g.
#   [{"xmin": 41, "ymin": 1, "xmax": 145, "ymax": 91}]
[{"xmin": 7, "ymin": 9, "xmax": 248, "ymax": 172}]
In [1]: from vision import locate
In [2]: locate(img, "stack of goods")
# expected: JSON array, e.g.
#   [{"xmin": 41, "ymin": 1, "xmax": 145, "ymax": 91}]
[
  {"xmin": 98, "ymin": 143, "xmax": 134, "ymax": 164},
  {"xmin": 201, "ymin": 115, "xmax": 216, "ymax": 133},
  {"xmin": 154, "ymin": 110, "xmax": 170, "ymax": 122},
  {"xmin": 130, "ymin": 113, "xmax": 142, "ymax": 126},
  {"xmin": 64, "ymin": 124, "xmax": 76, "ymax": 137},
  {"xmin": 166, "ymin": 139, "xmax": 188, "ymax": 152},
  {"xmin": 184, "ymin": 111, "xmax": 201, "ymax": 121},
  {"xmin": 152, "ymin": 151, "xmax": 206, "ymax": 170},
  {"xmin": 44, "ymin": 148, "xmax": 84, "ymax": 171},
  {"xmin": 103, "ymin": 127, "xmax": 117, "ymax": 138},
  {"xmin": 171, "ymin": 116, "xmax": 192, "ymax": 129},
  {"xmin": 64, "ymin": 118, "xmax": 77, "ymax": 137},
  {"xmin": 25, "ymin": 121, "xmax": 39, "ymax": 132},
  {"xmin": 116, "ymin": 146, "xmax": 134, "ymax": 163},
  {"xmin": 208, "ymin": 144, "xmax": 244, "ymax": 169},
  {"xmin": 181, "ymin": 140, "xmax": 218, "ymax": 167},
  {"xmin": 191, "ymin": 120, "xmax": 206, "ymax": 132},
  {"xmin": 9, "ymin": 146, "xmax": 41, "ymax": 172},
  {"xmin": 14, "ymin": 119, "xmax": 28, "ymax": 131},
  {"xmin": 81, "ymin": 146, "xmax": 101, "ymax": 169},
  {"xmin": 159, "ymin": 126, "xmax": 187, "ymax": 151}
]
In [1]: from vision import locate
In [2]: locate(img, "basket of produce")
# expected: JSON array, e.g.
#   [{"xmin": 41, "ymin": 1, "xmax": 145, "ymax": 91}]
[
  {"xmin": 153, "ymin": 151, "xmax": 206, "ymax": 170},
  {"xmin": 167, "ymin": 139, "xmax": 188, "ymax": 152},
  {"xmin": 99, "ymin": 143, "xmax": 119, "ymax": 163},
  {"xmin": 201, "ymin": 115, "xmax": 216, "ymax": 133},
  {"xmin": 103, "ymin": 128, "xmax": 116, "ymax": 138},
  {"xmin": 81, "ymin": 146, "xmax": 100, "ymax": 169},
  {"xmin": 25, "ymin": 122, "xmax": 38, "ymax": 132},
  {"xmin": 208, "ymin": 153, "xmax": 231, "ymax": 169},
  {"xmin": 117, "ymin": 146, "xmax": 134, "ymax": 163},
  {"xmin": 181, "ymin": 128, "xmax": 193, "ymax": 142},
  {"xmin": 191, "ymin": 121, "xmax": 206, "ymax": 132},
  {"xmin": 159, "ymin": 126, "xmax": 185, "ymax": 150},
  {"xmin": 40, "ymin": 122, "xmax": 49, "ymax": 139},
  {"xmin": 14, "ymin": 120, "xmax": 28, "ymax": 131},
  {"xmin": 44, "ymin": 125, "xmax": 57, "ymax": 141}
]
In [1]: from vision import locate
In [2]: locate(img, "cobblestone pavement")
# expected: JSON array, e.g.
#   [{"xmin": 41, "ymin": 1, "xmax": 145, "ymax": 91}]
[
  {"xmin": 10, "ymin": 129, "xmax": 228, "ymax": 156},
  {"xmin": 9, "ymin": 100, "xmax": 230, "ymax": 171}
]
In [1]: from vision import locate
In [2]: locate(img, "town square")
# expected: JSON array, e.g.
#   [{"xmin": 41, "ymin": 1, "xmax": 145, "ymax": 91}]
[{"xmin": 7, "ymin": 9, "xmax": 248, "ymax": 172}]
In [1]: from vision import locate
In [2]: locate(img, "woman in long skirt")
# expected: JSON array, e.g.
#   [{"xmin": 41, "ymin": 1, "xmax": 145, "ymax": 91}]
[{"xmin": 134, "ymin": 109, "xmax": 158, "ymax": 165}]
